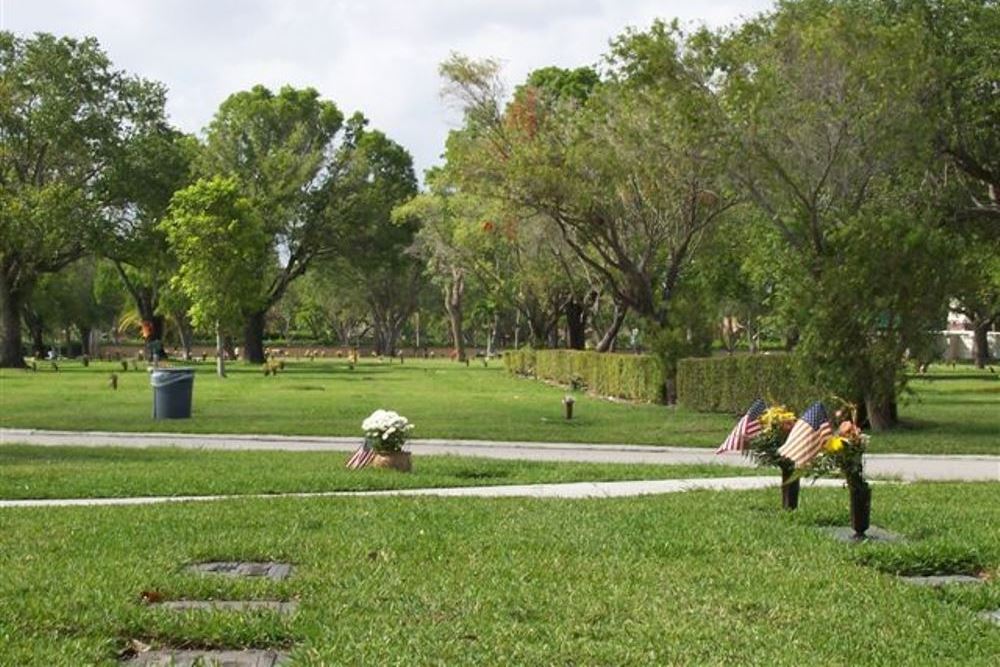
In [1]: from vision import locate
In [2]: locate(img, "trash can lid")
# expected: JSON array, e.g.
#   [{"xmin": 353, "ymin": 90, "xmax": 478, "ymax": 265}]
[{"xmin": 150, "ymin": 367, "xmax": 195, "ymax": 386}]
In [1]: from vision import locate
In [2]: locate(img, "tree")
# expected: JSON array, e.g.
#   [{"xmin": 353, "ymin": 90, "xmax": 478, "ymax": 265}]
[
  {"xmin": 909, "ymin": 0, "xmax": 1000, "ymax": 367},
  {"xmin": 719, "ymin": 0, "xmax": 951, "ymax": 428},
  {"xmin": 24, "ymin": 257, "xmax": 122, "ymax": 358},
  {"xmin": 440, "ymin": 39, "xmax": 735, "ymax": 397},
  {"xmin": 917, "ymin": 0, "xmax": 1000, "ymax": 223},
  {"xmin": 394, "ymin": 170, "xmax": 497, "ymax": 360},
  {"xmin": 336, "ymin": 123, "xmax": 421, "ymax": 355},
  {"xmin": 199, "ymin": 85, "xmax": 346, "ymax": 363},
  {"xmin": 289, "ymin": 266, "xmax": 371, "ymax": 346},
  {"xmin": 161, "ymin": 176, "xmax": 267, "ymax": 377},
  {"xmin": 100, "ymin": 127, "xmax": 196, "ymax": 355},
  {"xmin": 0, "ymin": 32, "xmax": 167, "ymax": 367}
]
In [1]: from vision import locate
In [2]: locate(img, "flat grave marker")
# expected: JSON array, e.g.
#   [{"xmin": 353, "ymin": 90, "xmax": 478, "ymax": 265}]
[
  {"xmin": 978, "ymin": 610, "xmax": 1000, "ymax": 626},
  {"xmin": 187, "ymin": 561, "xmax": 293, "ymax": 580},
  {"xmin": 153, "ymin": 600, "xmax": 298, "ymax": 614},
  {"xmin": 899, "ymin": 575, "xmax": 984, "ymax": 587},
  {"xmin": 124, "ymin": 649, "xmax": 290, "ymax": 666}
]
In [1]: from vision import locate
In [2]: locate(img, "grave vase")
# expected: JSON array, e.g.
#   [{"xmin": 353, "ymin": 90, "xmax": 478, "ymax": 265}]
[
  {"xmin": 780, "ymin": 463, "xmax": 800, "ymax": 510},
  {"xmin": 372, "ymin": 450, "xmax": 412, "ymax": 472},
  {"xmin": 848, "ymin": 477, "xmax": 871, "ymax": 539}
]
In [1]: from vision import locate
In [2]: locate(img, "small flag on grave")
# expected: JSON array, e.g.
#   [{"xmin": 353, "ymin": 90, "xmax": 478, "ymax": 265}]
[
  {"xmin": 716, "ymin": 398, "xmax": 767, "ymax": 454},
  {"xmin": 777, "ymin": 401, "xmax": 833, "ymax": 468},
  {"xmin": 346, "ymin": 439, "xmax": 375, "ymax": 470}
]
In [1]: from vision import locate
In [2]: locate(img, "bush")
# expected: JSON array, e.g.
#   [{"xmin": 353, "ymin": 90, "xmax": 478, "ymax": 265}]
[
  {"xmin": 676, "ymin": 353, "xmax": 820, "ymax": 413},
  {"xmin": 504, "ymin": 349, "xmax": 663, "ymax": 402}
]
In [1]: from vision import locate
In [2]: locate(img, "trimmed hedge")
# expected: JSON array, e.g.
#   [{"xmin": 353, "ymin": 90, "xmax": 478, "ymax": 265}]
[
  {"xmin": 676, "ymin": 353, "xmax": 819, "ymax": 413},
  {"xmin": 504, "ymin": 349, "xmax": 663, "ymax": 402}
]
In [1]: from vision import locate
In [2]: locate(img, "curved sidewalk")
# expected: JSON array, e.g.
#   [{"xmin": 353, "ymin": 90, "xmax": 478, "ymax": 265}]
[{"xmin": 2, "ymin": 428, "xmax": 997, "ymax": 482}]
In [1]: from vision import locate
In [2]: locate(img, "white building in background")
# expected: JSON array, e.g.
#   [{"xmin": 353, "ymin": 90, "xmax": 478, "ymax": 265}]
[{"xmin": 938, "ymin": 307, "xmax": 998, "ymax": 362}]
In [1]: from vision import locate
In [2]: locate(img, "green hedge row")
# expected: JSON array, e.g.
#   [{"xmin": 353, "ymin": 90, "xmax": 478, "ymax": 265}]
[
  {"xmin": 504, "ymin": 349, "xmax": 664, "ymax": 402},
  {"xmin": 676, "ymin": 353, "xmax": 820, "ymax": 413}
]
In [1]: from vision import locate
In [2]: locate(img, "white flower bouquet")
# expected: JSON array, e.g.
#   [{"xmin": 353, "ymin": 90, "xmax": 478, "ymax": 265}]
[{"xmin": 361, "ymin": 409, "xmax": 414, "ymax": 453}]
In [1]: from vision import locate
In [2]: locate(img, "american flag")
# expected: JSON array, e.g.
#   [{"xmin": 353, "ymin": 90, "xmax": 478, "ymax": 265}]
[
  {"xmin": 716, "ymin": 398, "xmax": 767, "ymax": 454},
  {"xmin": 777, "ymin": 401, "xmax": 832, "ymax": 468},
  {"xmin": 345, "ymin": 439, "xmax": 375, "ymax": 470}
]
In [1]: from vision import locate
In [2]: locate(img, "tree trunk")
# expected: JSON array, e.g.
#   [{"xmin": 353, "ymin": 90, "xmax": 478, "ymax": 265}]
[
  {"xmin": 864, "ymin": 394, "xmax": 897, "ymax": 431},
  {"xmin": 215, "ymin": 323, "xmax": 227, "ymax": 378},
  {"xmin": 565, "ymin": 297, "xmax": 587, "ymax": 350},
  {"xmin": 0, "ymin": 273, "xmax": 27, "ymax": 368},
  {"xmin": 596, "ymin": 304, "xmax": 626, "ymax": 353},
  {"xmin": 486, "ymin": 313, "xmax": 499, "ymax": 357},
  {"xmin": 784, "ymin": 328, "xmax": 800, "ymax": 351},
  {"xmin": 664, "ymin": 375, "xmax": 678, "ymax": 406},
  {"xmin": 445, "ymin": 274, "xmax": 465, "ymax": 362},
  {"xmin": 242, "ymin": 310, "xmax": 267, "ymax": 364},
  {"xmin": 78, "ymin": 326, "xmax": 92, "ymax": 358},
  {"xmin": 23, "ymin": 305, "xmax": 46, "ymax": 358},
  {"xmin": 174, "ymin": 311, "xmax": 194, "ymax": 360},
  {"xmin": 972, "ymin": 317, "xmax": 993, "ymax": 369}
]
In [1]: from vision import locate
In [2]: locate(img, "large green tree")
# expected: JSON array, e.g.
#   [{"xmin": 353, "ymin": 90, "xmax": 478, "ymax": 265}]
[
  {"xmin": 0, "ymin": 32, "xmax": 167, "ymax": 367},
  {"xmin": 913, "ymin": 0, "xmax": 1000, "ymax": 367},
  {"xmin": 161, "ymin": 176, "xmax": 267, "ymax": 377},
  {"xmin": 332, "ymin": 120, "xmax": 421, "ymax": 355},
  {"xmin": 198, "ymin": 85, "xmax": 346, "ymax": 363},
  {"xmin": 441, "ymin": 38, "xmax": 735, "ymax": 397},
  {"xmin": 100, "ymin": 126, "xmax": 196, "ymax": 355},
  {"xmin": 719, "ymin": 0, "xmax": 953, "ymax": 428}
]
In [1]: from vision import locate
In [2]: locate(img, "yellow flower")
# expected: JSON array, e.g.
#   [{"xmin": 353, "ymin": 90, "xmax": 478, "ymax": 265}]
[
  {"xmin": 761, "ymin": 406, "xmax": 796, "ymax": 430},
  {"xmin": 826, "ymin": 437, "xmax": 844, "ymax": 454}
]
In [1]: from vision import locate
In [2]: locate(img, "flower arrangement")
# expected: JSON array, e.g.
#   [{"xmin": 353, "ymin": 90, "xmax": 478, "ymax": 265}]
[
  {"xmin": 746, "ymin": 405, "xmax": 797, "ymax": 469},
  {"xmin": 809, "ymin": 407, "xmax": 870, "ymax": 486},
  {"xmin": 361, "ymin": 409, "xmax": 414, "ymax": 453}
]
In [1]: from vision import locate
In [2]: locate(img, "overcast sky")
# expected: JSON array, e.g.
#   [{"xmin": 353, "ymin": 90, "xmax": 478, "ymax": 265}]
[{"xmin": 3, "ymin": 0, "xmax": 772, "ymax": 179}]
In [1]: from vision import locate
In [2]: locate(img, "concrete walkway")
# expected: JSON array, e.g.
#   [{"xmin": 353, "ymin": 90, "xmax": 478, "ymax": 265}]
[
  {"xmin": 2, "ymin": 428, "xmax": 998, "ymax": 482},
  {"xmin": 0, "ymin": 476, "xmax": 851, "ymax": 509}
]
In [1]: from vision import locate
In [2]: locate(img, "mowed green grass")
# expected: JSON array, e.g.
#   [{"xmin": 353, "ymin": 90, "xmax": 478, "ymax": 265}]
[
  {"xmin": 0, "ymin": 483, "xmax": 997, "ymax": 665},
  {"xmin": 0, "ymin": 445, "xmax": 762, "ymax": 500},
  {"xmin": 1, "ymin": 359, "xmax": 997, "ymax": 454}
]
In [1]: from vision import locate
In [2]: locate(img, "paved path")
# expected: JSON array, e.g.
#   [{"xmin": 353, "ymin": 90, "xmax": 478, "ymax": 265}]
[
  {"xmin": 2, "ymin": 428, "xmax": 997, "ymax": 482},
  {"xmin": 0, "ymin": 476, "xmax": 851, "ymax": 509}
]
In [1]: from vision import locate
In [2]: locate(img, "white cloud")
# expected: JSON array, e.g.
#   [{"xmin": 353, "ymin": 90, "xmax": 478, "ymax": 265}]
[{"xmin": 3, "ymin": 0, "xmax": 773, "ymax": 178}]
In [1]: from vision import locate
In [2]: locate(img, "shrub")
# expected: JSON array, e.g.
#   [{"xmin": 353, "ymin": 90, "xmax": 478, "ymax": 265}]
[
  {"xmin": 676, "ymin": 354, "xmax": 820, "ymax": 413},
  {"xmin": 504, "ymin": 349, "xmax": 663, "ymax": 402},
  {"xmin": 504, "ymin": 348, "xmax": 537, "ymax": 376}
]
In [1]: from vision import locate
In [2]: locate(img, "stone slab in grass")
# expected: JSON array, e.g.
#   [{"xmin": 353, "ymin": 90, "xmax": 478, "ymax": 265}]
[
  {"xmin": 187, "ymin": 561, "xmax": 293, "ymax": 580},
  {"xmin": 979, "ymin": 610, "xmax": 1000, "ymax": 626},
  {"xmin": 900, "ymin": 575, "xmax": 985, "ymax": 587},
  {"xmin": 124, "ymin": 649, "xmax": 289, "ymax": 666},
  {"xmin": 155, "ymin": 600, "xmax": 298, "ymax": 614},
  {"xmin": 823, "ymin": 526, "xmax": 905, "ymax": 543}
]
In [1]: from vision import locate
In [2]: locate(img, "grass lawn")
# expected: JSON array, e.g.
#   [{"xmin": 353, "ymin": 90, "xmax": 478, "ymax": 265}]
[
  {"xmin": 0, "ymin": 482, "xmax": 997, "ymax": 665},
  {"xmin": 1, "ymin": 359, "xmax": 997, "ymax": 454},
  {"xmin": 0, "ymin": 445, "xmax": 763, "ymax": 500}
]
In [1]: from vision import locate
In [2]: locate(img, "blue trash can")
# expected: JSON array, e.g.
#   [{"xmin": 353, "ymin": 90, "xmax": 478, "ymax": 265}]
[{"xmin": 150, "ymin": 368, "xmax": 195, "ymax": 419}]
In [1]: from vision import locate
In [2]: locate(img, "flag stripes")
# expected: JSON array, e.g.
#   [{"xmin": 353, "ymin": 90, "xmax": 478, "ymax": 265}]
[
  {"xmin": 777, "ymin": 401, "xmax": 832, "ymax": 468},
  {"xmin": 716, "ymin": 398, "xmax": 767, "ymax": 454},
  {"xmin": 346, "ymin": 440, "xmax": 375, "ymax": 470}
]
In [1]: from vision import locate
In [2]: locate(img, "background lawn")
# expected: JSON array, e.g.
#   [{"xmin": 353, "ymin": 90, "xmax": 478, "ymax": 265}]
[
  {"xmin": 0, "ymin": 482, "xmax": 996, "ymax": 665},
  {"xmin": 1, "ymin": 359, "xmax": 997, "ymax": 454},
  {"xmin": 0, "ymin": 445, "xmax": 763, "ymax": 500}
]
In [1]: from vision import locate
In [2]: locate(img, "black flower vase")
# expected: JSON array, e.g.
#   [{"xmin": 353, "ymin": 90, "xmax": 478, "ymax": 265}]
[
  {"xmin": 780, "ymin": 462, "xmax": 800, "ymax": 510},
  {"xmin": 848, "ymin": 477, "xmax": 871, "ymax": 539}
]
